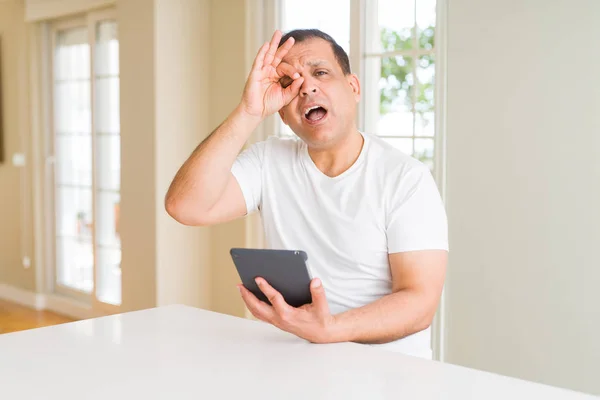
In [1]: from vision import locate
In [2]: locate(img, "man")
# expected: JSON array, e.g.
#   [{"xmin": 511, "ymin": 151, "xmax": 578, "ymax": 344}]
[{"xmin": 165, "ymin": 29, "xmax": 448, "ymax": 359}]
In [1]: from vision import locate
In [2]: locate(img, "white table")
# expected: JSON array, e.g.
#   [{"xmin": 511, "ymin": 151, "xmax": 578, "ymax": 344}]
[{"xmin": 0, "ymin": 305, "xmax": 595, "ymax": 399}]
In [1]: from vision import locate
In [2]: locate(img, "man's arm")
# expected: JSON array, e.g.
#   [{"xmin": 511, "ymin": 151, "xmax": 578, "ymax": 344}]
[
  {"xmin": 239, "ymin": 249, "xmax": 447, "ymax": 345},
  {"xmin": 164, "ymin": 107, "xmax": 261, "ymax": 226},
  {"xmin": 329, "ymin": 250, "xmax": 447, "ymax": 344},
  {"xmin": 165, "ymin": 30, "xmax": 303, "ymax": 226}
]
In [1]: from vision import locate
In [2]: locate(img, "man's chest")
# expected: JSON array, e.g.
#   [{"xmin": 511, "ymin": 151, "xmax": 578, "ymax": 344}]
[{"xmin": 261, "ymin": 170, "xmax": 390, "ymax": 262}]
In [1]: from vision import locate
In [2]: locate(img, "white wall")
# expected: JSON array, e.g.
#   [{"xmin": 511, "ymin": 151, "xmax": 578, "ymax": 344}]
[
  {"xmin": 0, "ymin": 0, "xmax": 36, "ymax": 292},
  {"xmin": 118, "ymin": 0, "xmax": 213, "ymax": 311},
  {"xmin": 154, "ymin": 0, "xmax": 211, "ymax": 308},
  {"xmin": 24, "ymin": 0, "xmax": 114, "ymax": 21},
  {"xmin": 117, "ymin": 0, "xmax": 157, "ymax": 311},
  {"xmin": 207, "ymin": 0, "xmax": 248, "ymax": 318},
  {"xmin": 119, "ymin": 0, "xmax": 239, "ymax": 313},
  {"xmin": 445, "ymin": 0, "xmax": 600, "ymax": 395}
]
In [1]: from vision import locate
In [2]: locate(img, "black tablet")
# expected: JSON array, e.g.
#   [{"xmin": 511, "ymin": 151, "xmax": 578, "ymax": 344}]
[{"xmin": 230, "ymin": 248, "xmax": 313, "ymax": 308}]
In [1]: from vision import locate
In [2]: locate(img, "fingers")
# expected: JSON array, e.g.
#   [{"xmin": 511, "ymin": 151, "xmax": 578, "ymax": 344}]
[
  {"xmin": 276, "ymin": 62, "xmax": 300, "ymax": 82},
  {"xmin": 276, "ymin": 61, "xmax": 302, "ymax": 105},
  {"xmin": 263, "ymin": 30, "xmax": 283, "ymax": 68},
  {"xmin": 282, "ymin": 76, "xmax": 304, "ymax": 106},
  {"xmin": 309, "ymin": 278, "xmax": 330, "ymax": 317},
  {"xmin": 255, "ymin": 278, "xmax": 291, "ymax": 316},
  {"xmin": 272, "ymin": 36, "xmax": 294, "ymax": 67},
  {"xmin": 238, "ymin": 284, "xmax": 274, "ymax": 322},
  {"xmin": 252, "ymin": 31, "xmax": 292, "ymax": 76},
  {"xmin": 251, "ymin": 41, "xmax": 270, "ymax": 72}
]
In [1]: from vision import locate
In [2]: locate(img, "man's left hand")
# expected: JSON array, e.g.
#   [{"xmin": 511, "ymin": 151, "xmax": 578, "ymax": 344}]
[{"xmin": 238, "ymin": 277, "xmax": 337, "ymax": 344}]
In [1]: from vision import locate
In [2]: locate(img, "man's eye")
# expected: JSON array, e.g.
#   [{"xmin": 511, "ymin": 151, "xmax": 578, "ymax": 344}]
[
  {"xmin": 280, "ymin": 77, "xmax": 293, "ymax": 88},
  {"xmin": 315, "ymin": 71, "xmax": 327, "ymax": 76}
]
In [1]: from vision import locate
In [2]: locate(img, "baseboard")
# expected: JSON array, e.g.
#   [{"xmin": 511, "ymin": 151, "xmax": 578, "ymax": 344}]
[
  {"xmin": 0, "ymin": 283, "xmax": 46, "ymax": 310},
  {"xmin": 0, "ymin": 283, "xmax": 94, "ymax": 320},
  {"xmin": 43, "ymin": 293, "xmax": 94, "ymax": 320}
]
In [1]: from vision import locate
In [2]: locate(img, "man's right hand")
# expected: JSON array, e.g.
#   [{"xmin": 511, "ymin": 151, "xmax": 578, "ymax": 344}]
[
  {"xmin": 166, "ymin": 32, "xmax": 302, "ymax": 227},
  {"xmin": 240, "ymin": 30, "xmax": 304, "ymax": 120}
]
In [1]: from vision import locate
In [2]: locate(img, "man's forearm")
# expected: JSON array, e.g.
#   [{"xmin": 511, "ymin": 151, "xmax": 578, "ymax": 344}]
[
  {"xmin": 329, "ymin": 289, "xmax": 438, "ymax": 345},
  {"xmin": 165, "ymin": 104, "xmax": 262, "ymax": 214}
]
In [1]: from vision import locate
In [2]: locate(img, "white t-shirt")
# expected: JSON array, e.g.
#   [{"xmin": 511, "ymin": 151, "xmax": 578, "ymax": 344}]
[{"xmin": 231, "ymin": 131, "xmax": 448, "ymax": 359}]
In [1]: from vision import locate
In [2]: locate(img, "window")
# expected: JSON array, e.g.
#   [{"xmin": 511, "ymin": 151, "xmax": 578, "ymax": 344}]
[
  {"xmin": 277, "ymin": 0, "xmax": 439, "ymax": 173},
  {"xmin": 364, "ymin": 0, "xmax": 437, "ymax": 171},
  {"xmin": 50, "ymin": 11, "xmax": 121, "ymax": 307},
  {"xmin": 280, "ymin": 0, "xmax": 351, "ymax": 53}
]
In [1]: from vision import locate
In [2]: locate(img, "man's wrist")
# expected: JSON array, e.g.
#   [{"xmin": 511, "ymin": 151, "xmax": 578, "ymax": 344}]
[
  {"xmin": 324, "ymin": 313, "xmax": 353, "ymax": 343},
  {"xmin": 233, "ymin": 103, "xmax": 264, "ymax": 128}
]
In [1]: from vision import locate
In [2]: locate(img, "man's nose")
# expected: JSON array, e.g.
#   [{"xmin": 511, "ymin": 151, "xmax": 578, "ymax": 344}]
[{"xmin": 300, "ymin": 78, "xmax": 318, "ymax": 96}]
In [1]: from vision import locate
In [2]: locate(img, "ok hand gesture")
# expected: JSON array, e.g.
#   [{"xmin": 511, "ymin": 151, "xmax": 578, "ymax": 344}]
[{"xmin": 240, "ymin": 30, "xmax": 304, "ymax": 120}]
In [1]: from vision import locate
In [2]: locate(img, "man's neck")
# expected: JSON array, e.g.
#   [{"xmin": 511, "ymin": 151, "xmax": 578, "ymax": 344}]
[{"xmin": 308, "ymin": 130, "xmax": 364, "ymax": 178}]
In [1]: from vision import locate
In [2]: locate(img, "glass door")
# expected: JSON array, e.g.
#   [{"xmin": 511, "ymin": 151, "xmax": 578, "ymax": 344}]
[{"xmin": 50, "ymin": 9, "xmax": 121, "ymax": 312}]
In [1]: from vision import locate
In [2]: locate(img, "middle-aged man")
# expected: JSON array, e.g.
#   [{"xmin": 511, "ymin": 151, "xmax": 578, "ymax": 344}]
[{"xmin": 165, "ymin": 29, "xmax": 448, "ymax": 359}]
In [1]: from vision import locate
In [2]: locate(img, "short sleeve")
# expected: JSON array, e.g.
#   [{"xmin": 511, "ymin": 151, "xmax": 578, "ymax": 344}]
[
  {"xmin": 231, "ymin": 140, "xmax": 267, "ymax": 215},
  {"xmin": 386, "ymin": 166, "xmax": 449, "ymax": 253}
]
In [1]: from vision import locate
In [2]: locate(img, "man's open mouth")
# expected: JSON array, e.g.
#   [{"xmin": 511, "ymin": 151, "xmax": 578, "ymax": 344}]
[{"xmin": 303, "ymin": 104, "xmax": 328, "ymax": 123}]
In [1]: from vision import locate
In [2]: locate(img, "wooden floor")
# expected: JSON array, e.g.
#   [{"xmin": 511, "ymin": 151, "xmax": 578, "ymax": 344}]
[{"xmin": 0, "ymin": 299, "xmax": 74, "ymax": 335}]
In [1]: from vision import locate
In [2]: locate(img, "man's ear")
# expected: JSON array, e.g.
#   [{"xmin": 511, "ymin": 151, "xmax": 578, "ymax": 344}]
[
  {"xmin": 278, "ymin": 109, "xmax": 288, "ymax": 125},
  {"xmin": 348, "ymin": 73, "xmax": 361, "ymax": 102}
]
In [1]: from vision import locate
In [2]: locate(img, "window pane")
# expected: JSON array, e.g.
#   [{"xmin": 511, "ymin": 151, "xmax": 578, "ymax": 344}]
[
  {"xmin": 96, "ymin": 191, "xmax": 120, "ymax": 248},
  {"xmin": 95, "ymin": 77, "xmax": 120, "ymax": 134},
  {"xmin": 54, "ymin": 26, "xmax": 93, "ymax": 295},
  {"xmin": 56, "ymin": 236, "xmax": 93, "ymax": 293},
  {"xmin": 97, "ymin": 135, "xmax": 120, "ymax": 191},
  {"xmin": 55, "ymin": 28, "xmax": 89, "ymax": 80},
  {"xmin": 417, "ymin": 0, "xmax": 436, "ymax": 50},
  {"xmin": 369, "ymin": 56, "xmax": 414, "ymax": 136},
  {"xmin": 97, "ymin": 247, "xmax": 121, "ymax": 305},
  {"xmin": 56, "ymin": 187, "xmax": 93, "ymax": 238},
  {"xmin": 95, "ymin": 21, "xmax": 120, "ymax": 134},
  {"xmin": 415, "ymin": 55, "xmax": 435, "ymax": 136},
  {"xmin": 96, "ymin": 192, "xmax": 121, "ymax": 306},
  {"xmin": 383, "ymin": 138, "xmax": 413, "ymax": 155},
  {"xmin": 95, "ymin": 20, "xmax": 121, "ymax": 306},
  {"xmin": 371, "ymin": 0, "xmax": 415, "ymax": 53},
  {"xmin": 414, "ymin": 138, "xmax": 434, "ymax": 171},
  {"xmin": 55, "ymin": 134, "xmax": 92, "ymax": 187},
  {"xmin": 54, "ymin": 81, "xmax": 91, "ymax": 134},
  {"xmin": 281, "ymin": 0, "xmax": 351, "ymax": 54},
  {"xmin": 54, "ymin": 27, "xmax": 91, "ymax": 135},
  {"xmin": 95, "ymin": 21, "xmax": 119, "ymax": 76}
]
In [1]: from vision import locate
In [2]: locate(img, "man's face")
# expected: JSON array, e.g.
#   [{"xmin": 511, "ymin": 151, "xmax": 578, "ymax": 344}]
[{"xmin": 278, "ymin": 38, "xmax": 361, "ymax": 148}]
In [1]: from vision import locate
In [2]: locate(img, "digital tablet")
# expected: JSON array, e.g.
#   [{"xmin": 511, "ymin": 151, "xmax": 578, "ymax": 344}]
[{"xmin": 230, "ymin": 248, "xmax": 313, "ymax": 308}]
